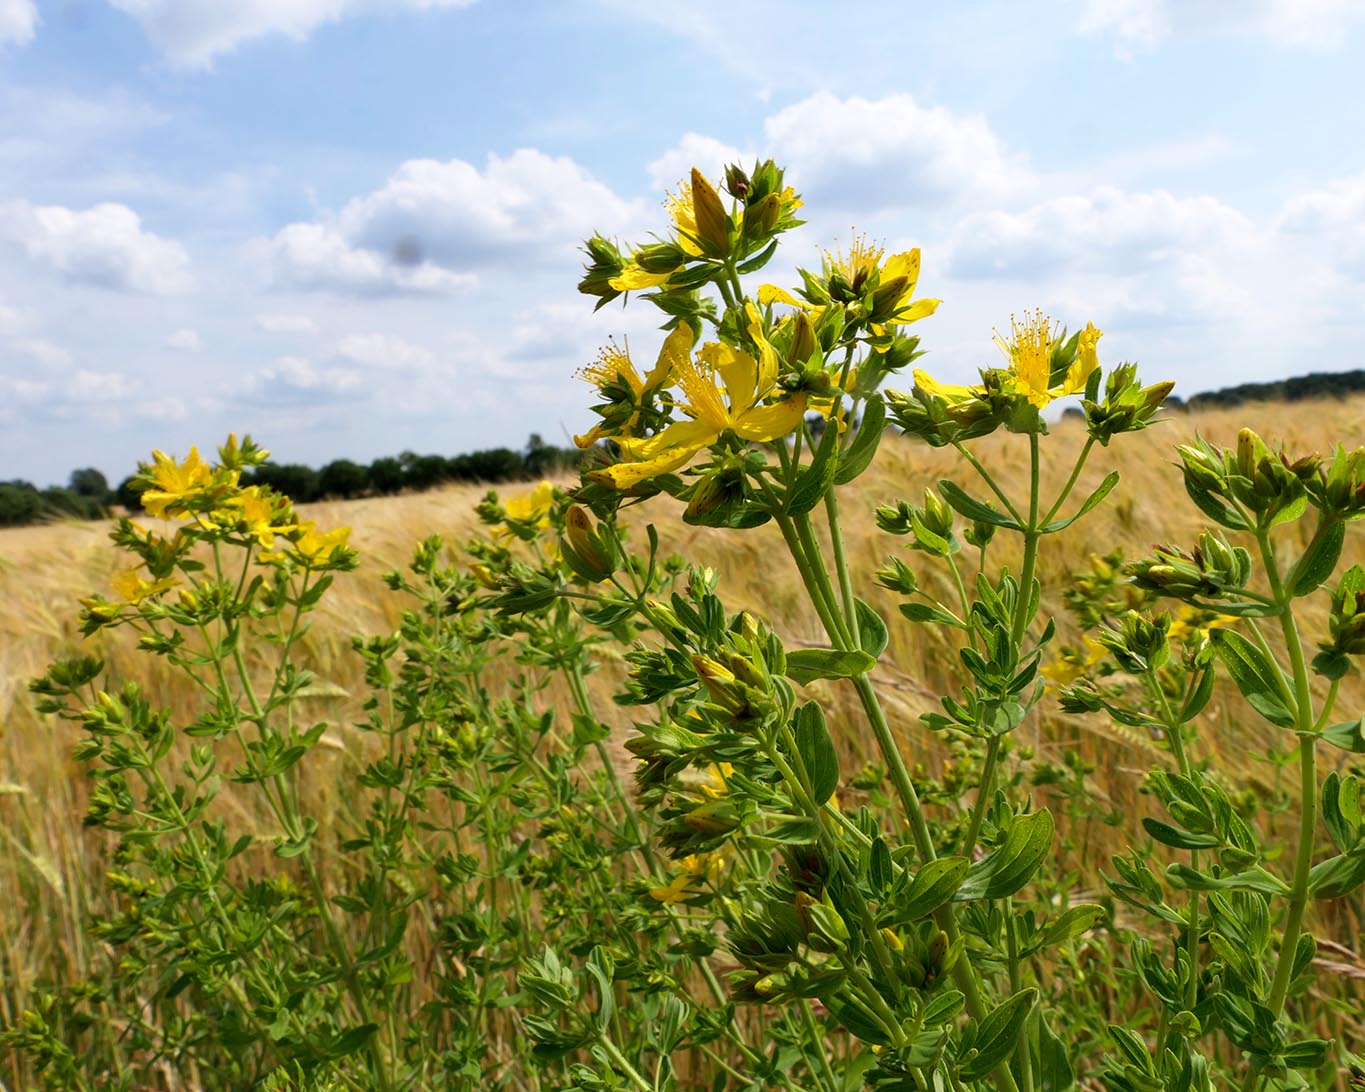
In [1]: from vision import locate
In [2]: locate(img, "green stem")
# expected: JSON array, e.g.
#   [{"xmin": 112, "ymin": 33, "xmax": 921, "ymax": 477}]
[
  {"xmin": 824, "ymin": 487, "xmax": 861, "ymax": 649},
  {"xmin": 596, "ymin": 1034, "xmax": 653, "ymax": 1092},
  {"xmin": 1041, "ymin": 436, "xmax": 1095, "ymax": 525},
  {"xmin": 960, "ymin": 736, "xmax": 1001, "ymax": 860},
  {"xmin": 798, "ymin": 999, "xmax": 841, "ymax": 1092},
  {"xmin": 1258, "ymin": 531, "xmax": 1318, "ymax": 1018},
  {"xmin": 1010, "ymin": 434, "xmax": 1042, "ymax": 646},
  {"xmin": 953, "ymin": 441, "xmax": 1024, "ymax": 525}
]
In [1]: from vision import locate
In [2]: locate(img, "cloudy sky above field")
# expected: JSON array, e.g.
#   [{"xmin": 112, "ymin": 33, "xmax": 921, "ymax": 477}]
[{"xmin": 2, "ymin": 0, "xmax": 1365, "ymax": 484}]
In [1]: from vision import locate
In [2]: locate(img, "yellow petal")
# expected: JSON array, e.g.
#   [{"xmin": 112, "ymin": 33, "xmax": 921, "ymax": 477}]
[
  {"xmin": 1060, "ymin": 322, "xmax": 1102, "ymax": 396},
  {"xmin": 757, "ymin": 284, "xmax": 808, "ymax": 309},
  {"xmin": 881, "ymin": 249, "xmax": 921, "ymax": 293},
  {"xmin": 895, "ymin": 297, "xmax": 941, "ymax": 324},
  {"xmin": 733, "ymin": 394, "xmax": 809, "ymax": 442},
  {"xmin": 913, "ymin": 368, "xmax": 979, "ymax": 404},
  {"xmin": 609, "ymin": 265, "xmax": 673, "ymax": 291},
  {"xmin": 643, "ymin": 323, "xmax": 694, "ymax": 393}
]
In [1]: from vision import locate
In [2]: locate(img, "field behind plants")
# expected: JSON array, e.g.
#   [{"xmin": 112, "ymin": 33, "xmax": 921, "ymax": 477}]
[{"xmin": 3, "ymin": 394, "xmax": 1365, "ymax": 1087}]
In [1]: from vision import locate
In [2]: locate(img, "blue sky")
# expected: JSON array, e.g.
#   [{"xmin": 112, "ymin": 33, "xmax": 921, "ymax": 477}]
[{"xmin": 2, "ymin": 0, "xmax": 1364, "ymax": 486}]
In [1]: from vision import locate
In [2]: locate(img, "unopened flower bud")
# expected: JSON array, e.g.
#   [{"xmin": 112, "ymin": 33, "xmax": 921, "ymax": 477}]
[
  {"xmin": 789, "ymin": 311, "xmax": 817, "ymax": 366},
  {"xmin": 691, "ymin": 168, "xmax": 731, "ymax": 257}
]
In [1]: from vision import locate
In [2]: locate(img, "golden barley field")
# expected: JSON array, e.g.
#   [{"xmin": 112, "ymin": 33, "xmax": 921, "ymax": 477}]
[{"xmin": 3, "ymin": 395, "xmax": 1365, "ymax": 1082}]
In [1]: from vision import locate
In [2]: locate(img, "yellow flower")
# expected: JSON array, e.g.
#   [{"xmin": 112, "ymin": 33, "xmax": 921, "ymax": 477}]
[
  {"xmin": 649, "ymin": 851, "xmax": 724, "ymax": 904},
  {"xmin": 110, "ymin": 566, "xmax": 177, "ymax": 605},
  {"xmin": 258, "ymin": 520, "xmax": 352, "ymax": 569},
  {"xmin": 1041, "ymin": 635, "xmax": 1107, "ymax": 690},
  {"xmin": 590, "ymin": 338, "xmax": 808, "ymax": 490},
  {"xmin": 140, "ymin": 446, "xmax": 222, "ymax": 519},
  {"xmin": 608, "ymin": 177, "xmax": 710, "ymax": 290},
  {"xmin": 573, "ymin": 325, "xmax": 692, "ymax": 448},
  {"xmin": 759, "ymin": 238, "xmax": 939, "ymax": 332},
  {"xmin": 502, "ymin": 480, "xmax": 556, "ymax": 527},
  {"xmin": 994, "ymin": 311, "xmax": 1102, "ymax": 409},
  {"xmin": 215, "ymin": 485, "xmax": 296, "ymax": 547}
]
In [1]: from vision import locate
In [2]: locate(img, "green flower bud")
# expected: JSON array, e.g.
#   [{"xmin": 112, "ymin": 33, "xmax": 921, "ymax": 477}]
[{"xmin": 690, "ymin": 168, "xmax": 731, "ymax": 257}]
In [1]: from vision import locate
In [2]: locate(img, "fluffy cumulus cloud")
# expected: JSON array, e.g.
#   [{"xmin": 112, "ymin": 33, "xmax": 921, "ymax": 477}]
[
  {"xmin": 1078, "ymin": 0, "xmax": 1365, "ymax": 47},
  {"xmin": 0, "ymin": 199, "xmax": 192, "ymax": 293},
  {"xmin": 647, "ymin": 133, "xmax": 748, "ymax": 192},
  {"xmin": 257, "ymin": 149, "xmax": 642, "ymax": 296},
  {"xmin": 0, "ymin": 0, "xmax": 36, "ymax": 45},
  {"xmin": 761, "ymin": 92, "xmax": 1032, "ymax": 213},
  {"xmin": 947, "ymin": 186, "xmax": 1257, "ymax": 282},
  {"xmin": 239, "ymin": 354, "xmax": 366, "ymax": 403},
  {"xmin": 108, "ymin": 0, "xmax": 478, "ymax": 68},
  {"xmin": 1278, "ymin": 173, "xmax": 1365, "ymax": 276}
]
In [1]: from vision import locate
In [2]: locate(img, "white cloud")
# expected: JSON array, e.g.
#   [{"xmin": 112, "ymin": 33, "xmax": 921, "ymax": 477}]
[
  {"xmin": 1278, "ymin": 173, "xmax": 1365, "ymax": 276},
  {"xmin": 108, "ymin": 0, "xmax": 478, "ymax": 68},
  {"xmin": 0, "ymin": 200, "xmax": 192, "ymax": 293},
  {"xmin": 946, "ymin": 186, "xmax": 1257, "ymax": 287},
  {"xmin": 761, "ymin": 92, "xmax": 1032, "ymax": 213},
  {"xmin": 257, "ymin": 149, "xmax": 641, "ymax": 296},
  {"xmin": 647, "ymin": 133, "xmax": 748, "ymax": 192},
  {"xmin": 256, "ymin": 312, "xmax": 321, "ymax": 335},
  {"xmin": 334, "ymin": 332, "xmax": 439, "ymax": 371},
  {"xmin": 1078, "ymin": 0, "xmax": 1365, "ymax": 47},
  {"xmin": 0, "ymin": 299, "xmax": 28, "ymax": 337},
  {"xmin": 12, "ymin": 337, "xmax": 73, "ymax": 368},
  {"xmin": 256, "ymin": 221, "xmax": 476, "ymax": 295},
  {"xmin": 63, "ymin": 370, "xmax": 138, "ymax": 402},
  {"xmin": 0, "ymin": 0, "xmax": 36, "ymax": 46},
  {"xmin": 240, "ymin": 354, "xmax": 365, "ymax": 402}
]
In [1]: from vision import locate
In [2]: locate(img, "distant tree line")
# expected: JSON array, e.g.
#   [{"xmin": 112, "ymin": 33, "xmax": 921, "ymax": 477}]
[
  {"xmin": 0, "ymin": 434, "xmax": 581, "ymax": 527},
  {"xmin": 1178, "ymin": 368, "xmax": 1365, "ymax": 411}
]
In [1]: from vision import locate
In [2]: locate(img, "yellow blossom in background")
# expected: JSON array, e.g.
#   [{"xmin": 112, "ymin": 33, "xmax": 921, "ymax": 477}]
[
  {"xmin": 140, "ymin": 447, "xmax": 222, "ymax": 519},
  {"xmin": 110, "ymin": 566, "xmax": 177, "ymax": 605},
  {"xmin": 590, "ymin": 339, "xmax": 808, "ymax": 490},
  {"xmin": 649, "ymin": 850, "xmax": 726, "ymax": 905},
  {"xmin": 502, "ymin": 481, "xmax": 556, "ymax": 528},
  {"xmin": 1041, "ymin": 635, "xmax": 1108, "ymax": 690}
]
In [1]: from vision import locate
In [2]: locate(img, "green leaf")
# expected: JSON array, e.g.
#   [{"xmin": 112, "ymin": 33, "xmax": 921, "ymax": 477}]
[
  {"xmin": 1035, "ymin": 1013, "xmax": 1076, "ymax": 1092},
  {"xmin": 1180, "ymin": 666, "xmax": 1216, "ymax": 722},
  {"xmin": 1291, "ymin": 518, "xmax": 1345, "ymax": 595},
  {"xmin": 834, "ymin": 395, "xmax": 886, "ymax": 484},
  {"xmin": 735, "ymin": 239, "xmax": 779, "ymax": 274},
  {"xmin": 891, "ymin": 856, "xmax": 970, "ymax": 921},
  {"xmin": 1143, "ymin": 818, "xmax": 1222, "ymax": 851},
  {"xmin": 1165, "ymin": 863, "xmax": 1290, "ymax": 896},
  {"xmin": 785, "ymin": 648, "xmax": 876, "ymax": 683},
  {"xmin": 826, "ymin": 993, "xmax": 890, "ymax": 1045},
  {"xmin": 793, "ymin": 702, "xmax": 839, "ymax": 806},
  {"xmin": 1184, "ymin": 480, "xmax": 1251, "ymax": 531},
  {"xmin": 921, "ymin": 990, "xmax": 965, "ymax": 1027},
  {"xmin": 1321, "ymin": 772, "xmax": 1362, "ymax": 855},
  {"xmin": 868, "ymin": 836, "xmax": 893, "ymax": 894},
  {"xmin": 1036, "ymin": 904, "xmax": 1106, "ymax": 949},
  {"xmin": 1209, "ymin": 629, "xmax": 1296, "ymax": 728},
  {"xmin": 1322, "ymin": 714, "xmax": 1365, "ymax": 753},
  {"xmin": 1039, "ymin": 471, "xmax": 1119, "ymax": 533},
  {"xmin": 1309, "ymin": 852, "xmax": 1365, "ymax": 900},
  {"xmin": 785, "ymin": 419, "xmax": 840, "ymax": 515},
  {"xmin": 938, "ymin": 479, "xmax": 1022, "ymax": 530},
  {"xmin": 325, "ymin": 1024, "xmax": 379, "ymax": 1060},
  {"xmin": 960, "ymin": 988, "xmax": 1037, "ymax": 1080},
  {"xmin": 957, "ymin": 810, "xmax": 1054, "ymax": 901},
  {"xmin": 854, "ymin": 597, "xmax": 889, "ymax": 659}
]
